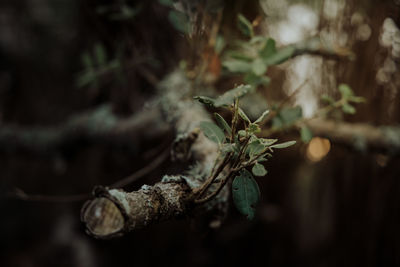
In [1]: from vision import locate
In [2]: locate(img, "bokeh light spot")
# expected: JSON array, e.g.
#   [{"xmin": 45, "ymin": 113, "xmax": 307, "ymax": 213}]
[{"xmin": 306, "ymin": 137, "xmax": 331, "ymax": 162}]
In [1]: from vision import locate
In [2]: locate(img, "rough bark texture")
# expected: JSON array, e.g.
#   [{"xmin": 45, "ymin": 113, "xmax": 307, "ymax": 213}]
[
  {"xmin": 3, "ymin": 71, "xmax": 400, "ymax": 238},
  {"xmin": 3, "ymin": 70, "xmax": 400, "ymax": 239},
  {"xmin": 2, "ymin": 47, "xmax": 399, "ymax": 238},
  {"xmin": 81, "ymin": 180, "xmax": 192, "ymax": 238},
  {"xmin": 80, "ymin": 70, "xmax": 228, "ymax": 238}
]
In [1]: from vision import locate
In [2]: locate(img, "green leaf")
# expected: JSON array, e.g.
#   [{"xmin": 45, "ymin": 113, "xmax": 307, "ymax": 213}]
[
  {"xmin": 280, "ymin": 106, "xmax": 302, "ymax": 123},
  {"xmin": 237, "ymin": 14, "xmax": 254, "ymax": 38},
  {"xmin": 252, "ymin": 163, "xmax": 267, "ymax": 177},
  {"xmin": 251, "ymin": 58, "xmax": 267, "ymax": 76},
  {"xmin": 321, "ymin": 94, "xmax": 335, "ymax": 105},
  {"xmin": 260, "ymin": 38, "xmax": 276, "ymax": 59},
  {"xmin": 227, "ymin": 51, "xmax": 254, "ymax": 61},
  {"xmin": 95, "ymin": 43, "xmax": 107, "ymax": 66},
  {"xmin": 254, "ymin": 110, "xmax": 270, "ymax": 124},
  {"xmin": 158, "ymin": 0, "xmax": 174, "ymax": 7},
  {"xmin": 238, "ymin": 108, "xmax": 251, "ymax": 123},
  {"xmin": 342, "ymin": 103, "xmax": 356, "ymax": 114},
  {"xmin": 248, "ymin": 123, "xmax": 261, "ymax": 133},
  {"xmin": 76, "ymin": 71, "xmax": 96, "ymax": 88},
  {"xmin": 221, "ymin": 143, "xmax": 236, "ymax": 155},
  {"xmin": 82, "ymin": 52, "xmax": 93, "ymax": 69},
  {"xmin": 260, "ymin": 138, "xmax": 278, "ymax": 146},
  {"xmin": 244, "ymin": 73, "xmax": 270, "ymax": 87},
  {"xmin": 214, "ymin": 84, "xmax": 252, "ymax": 107},
  {"xmin": 348, "ymin": 96, "xmax": 365, "ymax": 103},
  {"xmin": 108, "ymin": 59, "xmax": 121, "ymax": 70},
  {"xmin": 300, "ymin": 126, "xmax": 313, "ymax": 143},
  {"xmin": 193, "ymin": 96, "xmax": 216, "ymax": 107},
  {"xmin": 257, "ymin": 157, "xmax": 268, "ymax": 163},
  {"xmin": 264, "ymin": 46, "xmax": 295, "ymax": 66},
  {"xmin": 232, "ymin": 169, "xmax": 260, "ymax": 220},
  {"xmin": 196, "ymin": 85, "xmax": 253, "ymax": 108},
  {"xmin": 168, "ymin": 10, "xmax": 189, "ymax": 34},
  {"xmin": 272, "ymin": 106, "xmax": 302, "ymax": 128},
  {"xmin": 215, "ymin": 35, "xmax": 225, "ymax": 54},
  {"xmin": 250, "ymin": 36, "xmax": 266, "ymax": 44},
  {"xmin": 238, "ymin": 130, "xmax": 247, "ymax": 137},
  {"xmin": 214, "ymin": 113, "xmax": 232, "ymax": 135},
  {"xmin": 270, "ymin": 140, "xmax": 296, "ymax": 149},
  {"xmin": 247, "ymin": 139, "xmax": 265, "ymax": 157},
  {"xmin": 222, "ymin": 59, "xmax": 251, "ymax": 73},
  {"xmin": 109, "ymin": 5, "xmax": 141, "ymax": 20},
  {"xmin": 199, "ymin": 121, "xmax": 225, "ymax": 144},
  {"xmin": 265, "ymin": 153, "xmax": 273, "ymax": 158},
  {"xmin": 338, "ymin": 84, "xmax": 354, "ymax": 98}
]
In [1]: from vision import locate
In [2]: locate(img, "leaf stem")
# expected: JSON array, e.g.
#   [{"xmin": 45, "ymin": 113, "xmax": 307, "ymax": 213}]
[
  {"xmin": 195, "ymin": 172, "xmax": 235, "ymax": 204},
  {"xmin": 230, "ymin": 98, "xmax": 239, "ymax": 143},
  {"xmin": 261, "ymin": 98, "xmax": 346, "ymax": 137},
  {"xmin": 193, "ymin": 152, "xmax": 232, "ymax": 198}
]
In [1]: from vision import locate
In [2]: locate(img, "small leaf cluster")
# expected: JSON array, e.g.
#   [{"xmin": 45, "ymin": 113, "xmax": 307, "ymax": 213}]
[
  {"xmin": 321, "ymin": 84, "xmax": 365, "ymax": 115},
  {"xmin": 221, "ymin": 14, "xmax": 296, "ymax": 88},
  {"xmin": 158, "ymin": 0, "xmax": 191, "ymax": 35},
  {"xmin": 194, "ymin": 84, "xmax": 252, "ymax": 108},
  {"xmin": 96, "ymin": 3, "xmax": 142, "ymax": 21},
  {"xmin": 194, "ymin": 85, "xmax": 296, "ymax": 219},
  {"xmin": 272, "ymin": 106, "xmax": 302, "ymax": 129},
  {"xmin": 296, "ymin": 83, "xmax": 365, "ymax": 143},
  {"xmin": 270, "ymin": 106, "xmax": 313, "ymax": 144},
  {"xmin": 77, "ymin": 43, "xmax": 122, "ymax": 88},
  {"xmin": 338, "ymin": 84, "xmax": 365, "ymax": 114}
]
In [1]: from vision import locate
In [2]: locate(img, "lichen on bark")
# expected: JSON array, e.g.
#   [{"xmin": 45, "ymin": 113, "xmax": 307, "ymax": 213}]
[{"xmin": 80, "ymin": 70, "xmax": 229, "ymax": 238}]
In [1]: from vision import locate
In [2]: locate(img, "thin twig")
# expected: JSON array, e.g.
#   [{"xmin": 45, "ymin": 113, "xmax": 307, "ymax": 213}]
[
  {"xmin": 208, "ymin": 150, "xmax": 222, "ymax": 180},
  {"xmin": 261, "ymin": 78, "xmax": 310, "ymax": 127},
  {"xmin": 279, "ymin": 78, "xmax": 310, "ymax": 109},
  {"xmin": 235, "ymin": 136, "xmax": 251, "ymax": 167},
  {"xmin": 195, "ymin": 172, "xmax": 235, "ymax": 204},
  {"xmin": 5, "ymin": 188, "xmax": 90, "ymax": 203},
  {"xmin": 193, "ymin": 152, "xmax": 232, "ymax": 198},
  {"xmin": 261, "ymin": 98, "xmax": 346, "ymax": 137},
  {"xmin": 195, "ymin": 135, "xmax": 251, "ymax": 204},
  {"xmin": 5, "ymin": 146, "xmax": 171, "ymax": 203},
  {"xmin": 230, "ymin": 99, "xmax": 239, "ymax": 143},
  {"xmin": 110, "ymin": 146, "xmax": 170, "ymax": 188}
]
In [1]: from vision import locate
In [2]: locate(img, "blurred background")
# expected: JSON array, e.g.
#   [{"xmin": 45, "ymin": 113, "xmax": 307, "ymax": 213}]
[{"xmin": 0, "ymin": 0, "xmax": 400, "ymax": 266}]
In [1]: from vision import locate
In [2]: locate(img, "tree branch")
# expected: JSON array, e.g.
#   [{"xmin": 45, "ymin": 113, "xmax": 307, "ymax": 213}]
[
  {"xmin": 304, "ymin": 119, "xmax": 400, "ymax": 155},
  {"xmin": 0, "ymin": 104, "xmax": 170, "ymax": 153},
  {"xmin": 80, "ymin": 70, "xmax": 229, "ymax": 238},
  {"xmin": 2, "ymin": 69, "xmax": 399, "ymax": 239}
]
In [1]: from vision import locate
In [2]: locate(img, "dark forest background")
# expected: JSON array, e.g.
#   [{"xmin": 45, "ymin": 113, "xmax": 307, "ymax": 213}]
[{"xmin": 1, "ymin": 0, "xmax": 400, "ymax": 266}]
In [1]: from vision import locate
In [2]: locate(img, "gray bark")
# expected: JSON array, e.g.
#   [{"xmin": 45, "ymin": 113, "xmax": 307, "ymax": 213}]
[{"xmin": 80, "ymin": 70, "xmax": 228, "ymax": 238}]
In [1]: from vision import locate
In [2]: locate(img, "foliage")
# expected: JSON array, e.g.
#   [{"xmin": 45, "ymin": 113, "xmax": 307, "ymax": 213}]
[
  {"xmin": 190, "ymin": 15, "xmax": 365, "ymax": 220},
  {"xmin": 77, "ymin": 43, "xmax": 122, "ymax": 88},
  {"xmin": 320, "ymin": 83, "xmax": 365, "ymax": 115},
  {"xmin": 270, "ymin": 83, "xmax": 365, "ymax": 143},
  {"xmin": 232, "ymin": 169, "xmax": 260, "ymax": 220},
  {"xmin": 194, "ymin": 79, "xmax": 365, "ymax": 219},
  {"xmin": 75, "ymin": 9, "xmax": 366, "ymax": 221},
  {"xmin": 96, "ymin": 3, "xmax": 142, "ymax": 21},
  {"xmin": 195, "ymin": 85, "xmax": 296, "ymax": 219},
  {"xmin": 158, "ymin": 0, "xmax": 191, "ymax": 34},
  {"xmin": 220, "ymin": 14, "xmax": 302, "ymax": 89},
  {"xmin": 194, "ymin": 84, "xmax": 252, "ymax": 107}
]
